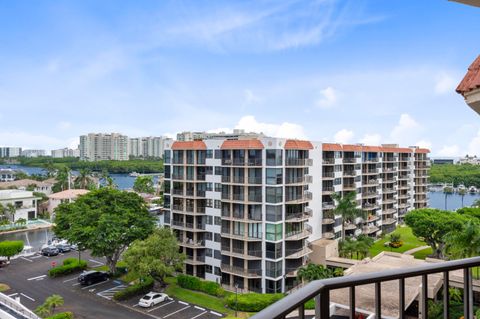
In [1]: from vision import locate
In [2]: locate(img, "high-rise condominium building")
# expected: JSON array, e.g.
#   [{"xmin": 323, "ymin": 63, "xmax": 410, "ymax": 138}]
[
  {"xmin": 176, "ymin": 129, "xmax": 265, "ymax": 141},
  {"xmin": 79, "ymin": 133, "xmax": 129, "ymax": 161},
  {"xmin": 163, "ymin": 138, "xmax": 429, "ymax": 293},
  {"xmin": 129, "ymin": 136, "xmax": 168, "ymax": 158},
  {"xmin": 0, "ymin": 147, "xmax": 22, "ymax": 158},
  {"xmin": 51, "ymin": 148, "xmax": 80, "ymax": 158},
  {"xmin": 21, "ymin": 149, "xmax": 46, "ymax": 157}
]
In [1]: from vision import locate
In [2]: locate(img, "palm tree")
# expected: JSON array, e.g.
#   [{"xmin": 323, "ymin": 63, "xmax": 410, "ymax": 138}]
[
  {"xmin": 6, "ymin": 203, "xmax": 16, "ymax": 223},
  {"xmin": 331, "ymin": 191, "xmax": 364, "ymax": 240},
  {"xmin": 35, "ymin": 304, "xmax": 50, "ymax": 318},
  {"xmin": 297, "ymin": 263, "xmax": 333, "ymax": 284},
  {"xmin": 45, "ymin": 294, "xmax": 64, "ymax": 315},
  {"xmin": 0, "ymin": 204, "xmax": 6, "ymax": 222},
  {"xmin": 75, "ymin": 168, "xmax": 92, "ymax": 189},
  {"xmin": 42, "ymin": 161, "xmax": 56, "ymax": 178},
  {"xmin": 458, "ymin": 188, "xmax": 467, "ymax": 208},
  {"xmin": 54, "ymin": 166, "xmax": 71, "ymax": 191},
  {"xmin": 339, "ymin": 237, "xmax": 356, "ymax": 258},
  {"xmin": 445, "ymin": 221, "xmax": 480, "ymax": 278}
]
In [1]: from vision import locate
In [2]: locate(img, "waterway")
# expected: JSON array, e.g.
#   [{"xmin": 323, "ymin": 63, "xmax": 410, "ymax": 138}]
[{"xmin": 0, "ymin": 227, "xmax": 53, "ymax": 252}]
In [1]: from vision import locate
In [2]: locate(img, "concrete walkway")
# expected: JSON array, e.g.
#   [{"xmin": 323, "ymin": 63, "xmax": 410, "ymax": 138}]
[{"xmin": 403, "ymin": 245, "xmax": 430, "ymax": 255}]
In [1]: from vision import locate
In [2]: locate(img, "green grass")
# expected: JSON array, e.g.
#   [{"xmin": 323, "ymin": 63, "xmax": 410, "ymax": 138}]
[
  {"xmin": 0, "ymin": 283, "xmax": 10, "ymax": 292},
  {"xmin": 369, "ymin": 226, "xmax": 428, "ymax": 257},
  {"xmin": 412, "ymin": 247, "xmax": 433, "ymax": 259}
]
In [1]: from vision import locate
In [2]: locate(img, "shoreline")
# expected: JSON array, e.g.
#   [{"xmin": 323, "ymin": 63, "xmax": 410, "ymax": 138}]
[{"xmin": 0, "ymin": 222, "xmax": 53, "ymax": 236}]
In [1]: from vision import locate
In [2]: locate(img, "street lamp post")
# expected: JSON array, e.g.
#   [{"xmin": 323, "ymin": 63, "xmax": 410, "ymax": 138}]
[{"xmin": 235, "ymin": 283, "xmax": 239, "ymax": 317}]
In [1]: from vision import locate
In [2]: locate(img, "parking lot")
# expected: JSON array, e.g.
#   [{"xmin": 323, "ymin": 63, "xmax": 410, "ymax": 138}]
[{"xmin": 1, "ymin": 251, "xmax": 224, "ymax": 319}]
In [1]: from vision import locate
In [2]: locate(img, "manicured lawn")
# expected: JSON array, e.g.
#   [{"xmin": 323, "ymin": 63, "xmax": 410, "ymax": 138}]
[
  {"xmin": 412, "ymin": 247, "xmax": 433, "ymax": 259},
  {"xmin": 369, "ymin": 226, "xmax": 428, "ymax": 257}
]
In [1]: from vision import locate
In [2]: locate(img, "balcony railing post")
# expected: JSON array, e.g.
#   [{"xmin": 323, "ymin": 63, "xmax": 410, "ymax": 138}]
[
  {"xmin": 316, "ymin": 291, "xmax": 330, "ymax": 319},
  {"xmin": 443, "ymin": 271, "xmax": 449, "ymax": 319},
  {"xmin": 399, "ymin": 278, "xmax": 405, "ymax": 319},
  {"xmin": 375, "ymin": 282, "xmax": 381, "ymax": 319},
  {"xmin": 349, "ymin": 286, "xmax": 355, "ymax": 319},
  {"xmin": 297, "ymin": 303, "xmax": 304, "ymax": 319},
  {"xmin": 421, "ymin": 274, "xmax": 428, "ymax": 319},
  {"xmin": 464, "ymin": 268, "xmax": 473, "ymax": 319}
]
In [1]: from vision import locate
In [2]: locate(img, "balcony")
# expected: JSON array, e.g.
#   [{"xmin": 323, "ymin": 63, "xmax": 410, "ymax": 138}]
[
  {"xmin": 179, "ymin": 239, "xmax": 205, "ymax": 249},
  {"xmin": 362, "ymin": 225, "xmax": 379, "ymax": 234},
  {"xmin": 322, "ymin": 232, "xmax": 335, "ymax": 239},
  {"xmin": 286, "ymin": 208, "xmax": 313, "ymax": 221},
  {"xmin": 382, "ymin": 218, "xmax": 397, "ymax": 225},
  {"xmin": 382, "ymin": 198, "xmax": 396, "ymax": 204},
  {"xmin": 172, "ymin": 174, "xmax": 184, "ymax": 180},
  {"xmin": 185, "ymin": 255, "xmax": 206, "ymax": 265},
  {"xmin": 172, "ymin": 204, "xmax": 184, "ymax": 212},
  {"xmin": 397, "ymin": 185, "xmax": 410, "ymax": 190},
  {"xmin": 362, "ymin": 191, "xmax": 377, "ymax": 199},
  {"xmin": 285, "ymin": 247, "xmax": 313, "ymax": 259},
  {"xmin": 248, "ymin": 177, "xmax": 263, "ymax": 185},
  {"xmin": 382, "ymin": 188, "xmax": 395, "ymax": 194},
  {"xmin": 221, "ymin": 248, "xmax": 262, "ymax": 260},
  {"xmin": 247, "ymin": 158, "xmax": 262, "ymax": 166},
  {"xmin": 322, "ymin": 187, "xmax": 334, "ymax": 195},
  {"xmin": 343, "ymin": 158, "xmax": 356, "ymax": 164},
  {"xmin": 221, "ymin": 264, "xmax": 262, "ymax": 278},
  {"xmin": 398, "ymin": 203, "xmax": 410, "ymax": 209},
  {"xmin": 221, "ymin": 231, "xmax": 263, "ymax": 241},
  {"xmin": 286, "ymin": 191, "xmax": 313, "ymax": 204},
  {"xmin": 322, "ymin": 158, "xmax": 335, "ymax": 165},
  {"xmin": 322, "ymin": 171, "xmax": 335, "ymax": 179},
  {"xmin": 363, "ymin": 169, "xmax": 378, "ymax": 175},
  {"xmin": 286, "ymin": 158, "xmax": 313, "ymax": 166},
  {"xmin": 364, "ymin": 158, "xmax": 379, "ymax": 163},
  {"xmin": 343, "ymin": 184, "xmax": 356, "ymax": 191},
  {"xmin": 322, "ymin": 218, "xmax": 335, "ymax": 225},
  {"xmin": 343, "ymin": 171, "xmax": 356, "ymax": 177},
  {"xmin": 285, "ymin": 226, "xmax": 312, "ymax": 240},
  {"xmin": 285, "ymin": 175, "xmax": 313, "ymax": 185},
  {"xmin": 344, "ymin": 223, "xmax": 357, "ymax": 231},
  {"xmin": 363, "ymin": 179, "xmax": 378, "ymax": 186},
  {"xmin": 397, "ymin": 194, "xmax": 410, "ymax": 200},
  {"xmin": 381, "ymin": 208, "xmax": 396, "ymax": 215},
  {"xmin": 322, "ymin": 201, "xmax": 335, "ymax": 210}
]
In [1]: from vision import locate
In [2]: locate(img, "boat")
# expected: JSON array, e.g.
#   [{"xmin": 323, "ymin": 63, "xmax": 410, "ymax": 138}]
[
  {"xmin": 470, "ymin": 186, "xmax": 478, "ymax": 193},
  {"xmin": 129, "ymin": 172, "xmax": 140, "ymax": 177},
  {"xmin": 458, "ymin": 184, "xmax": 466, "ymax": 192}
]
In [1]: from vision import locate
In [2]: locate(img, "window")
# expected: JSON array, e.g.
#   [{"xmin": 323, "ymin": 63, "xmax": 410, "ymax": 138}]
[
  {"xmin": 334, "ymin": 178, "xmax": 342, "ymax": 185},
  {"xmin": 266, "ymin": 279, "xmax": 282, "ymax": 294},
  {"xmin": 266, "ymin": 168, "xmax": 283, "ymax": 185},
  {"xmin": 214, "ymin": 200, "xmax": 221, "ymax": 209},
  {"xmin": 215, "ymin": 166, "xmax": 222, "ymax": 175},
  {"xmin": 266, "ymin": 205, "xmax": 282, "ymax": 222},
  {"xmin": 214, "ymin": 150, "xmax": 222, "ymax": 159},
  {"xmin": 232, "ymin": 222, "xmax": 244, "ymax": 235},
  {"xmin": 266, "ymin": 242, "xmax": 282, "ymax": 259},
  {"xmin": 164, "ymin": 150, "xmax": 171, "ymax": 163},
  {"xmin": 214, "ymin": 266, "xmax": 221, "ymax": 276},
  {"xmin": 265, "ymin": 260, "xmax": 282, "ymax": 278},
  {"xmin": 206, "ymin": 216, "xmax": 213, "ymax": 225},
  {"xmin": 206, "ymin": 149, "xmax": 213, "ymax": 158},
  {"xmin": 206, "ymin": 249, "xmax": 213, "ymax": 257},
  {"xmin": 206, "ymin": 265, "xmax": 212, "ymax": 273},
  {"xmin": 214, "ymin": 250, "xmax": 221, "ymax": 260},
  {"xmin": 205, "ymin": 232, "xmax": 213, "ymax": 241},
  {"xmin": 215, "ymin": 183, "xmax": 222, "ymax": 192},
  {"xmin": 206, "ymin": 183, "xmax": 213, "ymax": 191},
  {"xmin": 248, "ymin": 223, "xmax": 262, "ymax": 239},
  {"xmin": 266, "ymin": 187, "xmax": 283, "ymax": 203},
  {"xmin": 266, "ymin": 223, "xmax": 282, "ymax": 241},
  {"xmin": 214, "ymin": 216, "xmax": 221, "ymax": 226},
  {"xmin": 206, "ymin": 199, "xmax": 213, "ymax": 208},
  {"xmin": 266, "ymin": 149, "xmax": 282, "ymax": 166},
  {"xmin": 214, "ymin": 233, "xmax": 221, "ymax": 242}
]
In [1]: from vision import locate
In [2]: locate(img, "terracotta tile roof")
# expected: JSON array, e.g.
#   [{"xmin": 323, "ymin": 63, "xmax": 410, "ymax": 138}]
[
  {"xmin": 457, "ymin": 55, "xmax": 480, "ymax": 95},
  {"xmin": 48, "ymin": 189, "xmax": 89, "ymax": 200},
  {"xmin": 343, "ymin": 144, "xmax": 363, "ymax": 152},
  {"xmin": 220, "ymin": 139, "xmax": 264, "ymax": 150},
  {"xmin": 381, "ymin": 147, "xmax": 399, "ymax": 153},
  {"xmin": 322, "ymin": 143, "xmax": 343, "ymax": 151},
  {"xmin": 363, "ymin": 146, "xmax": 382, "ymax": 152},
  {"xmin": 415, "ymin": 148, "xmax": 430, "ymax": 154},
  {"xmin": 284, "ymin": 140, "xmax": 313, "ymax": 150},
  {"xmin": 396, "ymin": 147, "xmax": 413, "ymax": 153},
  {"xmin": 171, "ymin": 141, "xmax": 207, "ymax": 150}
]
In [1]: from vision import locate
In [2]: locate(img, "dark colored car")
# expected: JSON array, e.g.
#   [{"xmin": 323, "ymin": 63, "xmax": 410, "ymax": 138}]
[
  {"xmin": 55, "ymin": 244, "xmax": 71, "ymax": 253},
  {"xmin": 78, "ymin": 271, "xmax": 109, "ymax": 286},
  {"xmin": 41, "ymin": 246, "xmax": 60, "ymax": 257}
]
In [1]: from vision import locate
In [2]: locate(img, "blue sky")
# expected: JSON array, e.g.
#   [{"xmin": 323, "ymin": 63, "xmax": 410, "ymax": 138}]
[{"xmin": 0, "ymin": 0, "xmax": 479, "ymax": 156}]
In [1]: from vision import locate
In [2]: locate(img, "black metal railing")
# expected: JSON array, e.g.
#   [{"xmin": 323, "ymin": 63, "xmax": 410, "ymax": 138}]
[{"xmin": 251, "ymin": 256, "xmax": 480, "ymax": 319}]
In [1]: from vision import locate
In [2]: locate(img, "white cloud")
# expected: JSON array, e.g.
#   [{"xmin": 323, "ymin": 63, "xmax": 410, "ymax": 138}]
[
  {"xmin": 244, "ymin": 89, "xmax": 261, "ymax": 104},
  {"xmin": 57, "ymin": 121, "xmax": 72, "ymax": 130},
  {"xmin": 316, "ymin": 86, "xmax": 337, "ymax": 108},
  {"xmin": 234, "ymin": 115, "xmax": 307, "ymax": 139},
  {"xmin": 360, "ymin": 133, "xmax": 382, "ymax": 145},
  {"xmin": 333, "ymin": 129, "xmax": 354, "ymax": 144},
  {"xmin": 434, "ymin": 72, "xmax": 456, "ymax": 95},
  {"xmin": 390, "ymin": 113, "xmax": 422, "ymax": 143},
  {"xmin": 0, "ymin": 131, "xmax": 71, "ymax": 150},
  {"xmin": 438, "ymin": 145, "xmax": 461, "ymax": 157},
  {"xmin": 467, "ymin": 130, "xmax": 480, "ymax": 157},
  {"xmin": 415, "ymin": 140, "xmax": 432, "ymax": 150}
]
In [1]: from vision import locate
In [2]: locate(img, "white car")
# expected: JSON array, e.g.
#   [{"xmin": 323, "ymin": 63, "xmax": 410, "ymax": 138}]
[{"xmin": 138, "ymin": 292, "xmax": 169, "ymax": 308}]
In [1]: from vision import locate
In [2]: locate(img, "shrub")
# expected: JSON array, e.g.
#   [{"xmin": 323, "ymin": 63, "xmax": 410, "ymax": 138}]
[
  {"xmin": 389, "ymin": 241, "xmax": 403, "ymax": 248},
  {"xmin": 225, "ymin": 293, "xmax": 284, "ymax": 312},
  {"xmin": 113, "ymin": 277, "xmax": 154, "ymax": 301},
  {"xmin": 0, "ymin": 241, "xmax": 24, "ymax": 261},
  {"xmin": 45, "ymin": 312, "xmax": 74, "ymax": 319},
  {"xmin": 48, "ymin": 259, "xmax": 87, "ymax": 278},
  {"xmin": 176, "ymin": 274, "xmax": 225, "ymax": 297}
]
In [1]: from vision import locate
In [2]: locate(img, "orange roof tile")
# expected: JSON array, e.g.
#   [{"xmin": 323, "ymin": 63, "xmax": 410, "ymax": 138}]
[
  {"xmin": 381, "ymin": 147, "xmax": 400, "ymax": 153},
  {"xmin": 396, "ymin": 147, "xmax": 413, "ymax": 153},
  {"xmin": 322, "ymin": 143, "xmax": 342, "ymax": 151},
  {"xmin": 457, "ymin": 55, "xmax": 480, "ymax": 95},
  {"xmin": 220, "ymin": 140, "xmax": 264, "ymax": 150},
  {"xmin": 171, "ymin": 141, "xmax": 207, "ymax": 150},
  {"xmin": 363, "ymin": 146, "xmax": 382, "ymax": 152},
  {"xmin": 415, "ymin": 148, "xmax": 430, "ymax": 154},
  {"xmin": 343, "ymin": 144, "xmax": 363, "ymax": 152},
  {"xmin": 284, "ymin": 140, "xmax": 313, "ymax": 150}
]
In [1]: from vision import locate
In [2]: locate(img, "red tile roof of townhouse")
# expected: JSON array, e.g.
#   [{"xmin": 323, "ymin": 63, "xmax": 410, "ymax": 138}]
[
  {"xmin": 171, "ymin": 141, "xmax": 207, "ymax": 150},
  {"xmin": 396, "ymin": 147, "xmax": 413, "ymax": 153},
  {"xmin": 363, "ymin": 146, "xmax": 382, "ymax": 152},
  {"xmin": 342, "ymin": 144, "xmax": 363, "ymax": 152},
  {"xmin": 415, "ymin": 148, "xmax": 430, "ymax": 154},
  {"xmin": 48, "ymin": 189, "xmax": 89, "ymax": 200},
  {"xmin": 284, "ymin": 140, "xmax": 314, "ymax": 150},
  {"xmin": 456, "ymin": 55, "xmax": 480, "ymax": 95},
  {"xmin": 322, "ymin": 143, "xmax": 343, "ymax": 151},
  {"xmin": 220, "ymin": 139, "xmax": 264, "ymax": 149}
]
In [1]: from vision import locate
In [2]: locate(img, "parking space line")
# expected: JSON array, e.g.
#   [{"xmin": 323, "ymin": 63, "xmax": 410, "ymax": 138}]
[
  {"xmin": 20, "ymin": 257, "xmax": 33, "ymax": 263},
  {"xmin": 20, "ymin": 293, "xmax": 35, "ymax": 302},
  {"xmin": 31, "ymin": 255, "xmax": 42, "ymax": 259},
  {"xmin": 27, "ymin": 275, "xmax": 46, "ymax": 281},
  {"xmin": 96, "ymin": 285, "xmax": 126, "ymax": 300},
  {"xmin": 210, "ymin": 311, "xmax": 222, "ymax": 317},
  {"xmin": 162, "ymin": 305, "xmax": 190, "ymax": 318},
  {"xmin": 88, "ymin": 259, "xmax": 104, "ymax": 265},
  {"xmin": 191, "ymin": 311, "xmax": 208, "ymax": 319},
  {"xmin": 7, "ymin": 293, "xmax": 18, "ymax": 297},
  {"xmin": 146, "ymin": 300, "xmax": 175, "ymax": 312},
  {"xmin": 80, "ymin": 279, "xmax": 109, "ymax": 290},
  {"xmin": 63, "ymin": 277, "xmax": 78, "ymax": 283},
  {"xmin": 72, "ymin": 283, "xmax": 81, "ymax": 286},
  {"xmin": 194, "ymin": 306, "xmax": 205, "ymax": 311},
  {"xmin": 178, "ymin": 301, "xmax": 189, "ymax": 306}
]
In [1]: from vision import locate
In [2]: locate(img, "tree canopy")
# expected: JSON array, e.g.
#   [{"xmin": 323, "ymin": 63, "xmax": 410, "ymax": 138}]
[
  {"xmin": 133, "ymin": 176, "xmax": 155, "ymax": 194},
  {"xmin": 0, "ymin": 241, "xmax": 24, "ymax": 261},
  {"xmin": 123, "ymin": 228, "xmax": 184, "ymax": 284},
  {"xmin": 405, "ymin": 208, "xmax": 468, "ymax": 258},
  {"xmin": 53, "ymin": 188, "xmax": 156, "ymax": 273},
  {"xmin": 331, "ymin": 191, "xmax": 365, "ymax": 240}
]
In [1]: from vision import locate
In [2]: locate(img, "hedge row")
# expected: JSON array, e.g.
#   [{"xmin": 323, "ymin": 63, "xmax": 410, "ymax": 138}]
[
  {"xmin": 177, "ymin": 274, "xmax": 225, "ymax": 297},
  {"xmin": 45, "ymin": 312, "xmax": 74, "ymax": 319},
  {"xmin": 48, "ymin": 258, "xmax": 87, "ymax": 278},
  {"xmin": 113, "ymin": 277, "xmax": 154, "ymax": 301},
  {"xmin": 225, "ymin": 293, "xmax": 284, "ymax": 312}
]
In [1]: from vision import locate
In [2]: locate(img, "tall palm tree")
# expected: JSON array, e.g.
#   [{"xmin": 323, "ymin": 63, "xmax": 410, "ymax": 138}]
[
  {"xmin": 44, "ymin": 294, "xmax": 64, "ymax": 315},
  {"xmin": 6, "ymin": 203, "xmax": 16, "ymax": 223},
  {"xmin": 331, "ymin": 191, "xmax": 364, "ymax": 240},
  {"xmin": 445, "ymin": 221, "xmax": 480, "ymax": 277},
  {"xmin": 0, "ymin": 204, "xmax": 5, "ymax": 222},
  {"xmin": 458, "ymin": 188, "xmax": 467, "ymax": 208},
  {"xmin": 54, "ymin": 166, "xmax": 71, "ymax": 191},
  {"xmin": 42, "ymin": 161, "xmax": 56, "ymax": 178},
  {"xmin": 75, "ymin": 168, "xmax": 92, "ymax": 189}
]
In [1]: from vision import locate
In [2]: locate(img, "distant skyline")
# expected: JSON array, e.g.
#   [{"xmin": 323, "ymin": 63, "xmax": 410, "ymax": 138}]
[{"xmin": 0, "ymin": 0, "xmax": 479, "ymax": 156}]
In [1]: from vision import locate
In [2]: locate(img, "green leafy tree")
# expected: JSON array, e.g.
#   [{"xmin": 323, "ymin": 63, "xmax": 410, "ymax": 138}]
[
  {"xmin": 53, "ymin": 166, "xmax": 71, "ymax": 192},
  {"xmin": 339, "ymin": 237, "xmax": 356, "ymax": 258},
  {"xmin": 35, "ymin": 304, "xmax": 51, "ymax": 318},
  {"xmin": 35, "ymin": 294, "xmax": 64, "ymax": 317},
  {"xmin": 445, "ymin": 220, "xmax": 480, "ymax": 277},
  {"xmin": 297, "ymin": 263, "xmax": 333, "ymax": 284},
  {"xmin": 405, "ymin": 209, "xmax": 467, "ymax": 259},
  {"xmin": 42, "ymin": 161, "xmax": 57, "ymax": 178},
  {"xmin": 123, "ymin": 228, "xmax": 185, "ymax": 284},
  {"xmin": 133, "ymin": 176, "xmax": 155, "ymax": 194},
  {"xmin": 0, "ymin": 241, "xmax": 24, "ymax": 261},
  {"xmin": 331, "ymin": 191, "xmax": 364, "ymax": 240},
  {"xmin": 472, "ymin": 199, "xmax": 480, "ymax": 208},
  {"xmin": 54, "ymin": 188, "xmax": 156, "ymax": 273},
  {"xmin": 74, "ymin": 168, "xmax": 93, "ymax": 189},
  {"xmin": 6, "ymin": 203, "xmax": 16, "ymax": 222},
  {"xmin": 0, "ymin": 204, "xmax": 6, "ymax": 222}
]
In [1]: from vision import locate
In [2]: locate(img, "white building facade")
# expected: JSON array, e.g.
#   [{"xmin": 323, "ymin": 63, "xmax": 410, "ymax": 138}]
[
  {"xmin": 21, "ymin": 149, "xmax": 47, "ymax": 157},
  {"xmin": 0, "ymin": 190, "xmax": 39, "ymax": 221},
  {"xmin": 0, "ymin": 147, "xmax": 22, "ymax": 158},
  {"xmin": 79, "ymin": 133, "xmax": 129, "ymax": 161},
  {"xmin": 129, "ymin": 136, "xmax": 167, "ymax": 158},
  {"xmin": 51, "ymin": 148, "xmax": 80, "ymax": 158}
]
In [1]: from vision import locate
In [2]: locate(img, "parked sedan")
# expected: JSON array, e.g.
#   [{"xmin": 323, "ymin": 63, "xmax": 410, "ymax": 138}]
[
  {"xmin": 41, "ymin": 246, "xmax": 60, "ymax": 257},
  {"xmin": 138, "ymin": 292, "xmax": 169, "ymax": 308},
  {"xmin": 78, "ymin": 271, "xmax": 109, "ymax": 286},
  {"xmin": 55, "ymin": 244, "xmax": 72, "ymax": 253}
]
